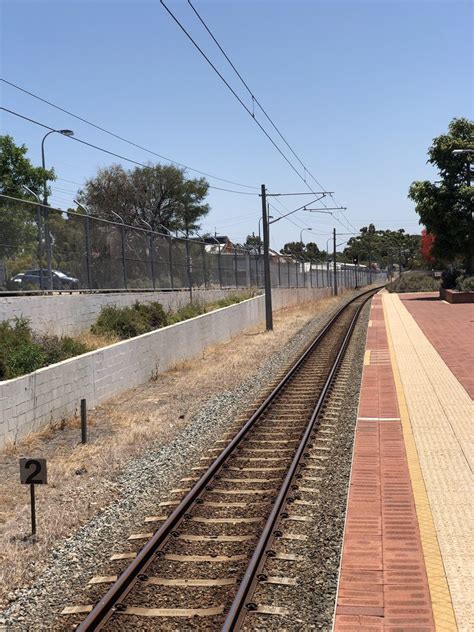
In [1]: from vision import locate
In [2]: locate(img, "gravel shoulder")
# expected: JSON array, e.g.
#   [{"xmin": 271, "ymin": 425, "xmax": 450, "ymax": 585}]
[{"xmin": 0, "ymin": 288, "xmax": 374, "ymax": 630}]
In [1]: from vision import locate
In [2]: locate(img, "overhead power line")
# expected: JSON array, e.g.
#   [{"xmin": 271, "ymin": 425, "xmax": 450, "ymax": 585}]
[
  {"xmin": 160, "ymin": 0, "xmax": 314, "ymax": 186},
  {"xmin": 187, "ymin": 0, "xmax": 326, "ymax": 191},
  {"xmin": 1, "ymin": 78, "xmax": 258, "ymax": 191},
  {"xmin": 161, "ymin": 1, "xmax": 357, "ymax": 236},
  {"xmin": 1, "ymin": 106, "xmax": 258, "ymax": 196}
]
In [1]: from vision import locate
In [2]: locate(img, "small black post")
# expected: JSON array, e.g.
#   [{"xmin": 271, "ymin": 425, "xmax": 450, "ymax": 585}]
[
  {"xmin": 261, "ymin": 185, "xmax": 273, "ymax": 330},
  {"xmin": 80, "ymin": 398, "xmax": 87, "ymax": 444},
  {"xmin": 30, "ymin": 484, "xmax": 36, "ymax": 536}
]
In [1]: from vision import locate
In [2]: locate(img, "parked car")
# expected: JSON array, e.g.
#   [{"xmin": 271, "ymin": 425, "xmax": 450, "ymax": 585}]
[{"xmin": 9, "ymin": 269, "xmax": 80, "ymax": 290}]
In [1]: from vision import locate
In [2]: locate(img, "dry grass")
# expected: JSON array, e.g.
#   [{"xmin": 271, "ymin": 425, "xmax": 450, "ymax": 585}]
[{"xmin": 0, "ymin": 292, "xmax": 348, "ymax": 607}]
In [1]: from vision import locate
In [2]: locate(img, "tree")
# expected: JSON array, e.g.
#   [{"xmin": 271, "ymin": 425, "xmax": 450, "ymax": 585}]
[
  {"xmin": 343, "ymin": 226, "xmax": 421, "ymax": 270},
  {"xmin": 0, "ymin": 135, "xmax": 55, "ymax": 198},
  {"xmin": 408, "ymin": 117, "xmax": 474, "ymax": 272},
  {"xmin": 245, "ymin": 234, "xmax": 263, "ymax": 249},
  {"xmin": 78, "ymin": 163, "xmax": 210, "ymax": 233},
  {"xmin": 0, "ymin": 135, "xmax": 55, "ymax": 261},
  {"xmin": 280, "ymin": 241, "xmax": 321, "ymax": 259},
  {"xmin": 420, "ymin": 229, "xmax": 435, "ymax": 265}
]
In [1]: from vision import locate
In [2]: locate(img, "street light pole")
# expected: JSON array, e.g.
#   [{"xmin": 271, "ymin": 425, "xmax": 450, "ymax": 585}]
[
  {"xmin": 261, "ymin": 185, "xmax": 273, "ymax": 331},
  {"xmin": 23, "ymin": 185, "xmax": 44, "ymax": 291},
  {"xmin": 41, "ymin": 129, "xmax": 74, "ymax": 290}
]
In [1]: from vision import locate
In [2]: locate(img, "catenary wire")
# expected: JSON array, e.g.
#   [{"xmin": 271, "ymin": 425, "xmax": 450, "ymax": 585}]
[
  {"xmin": 161, "ymin": 2, "xmax": 357, "ymax": 235},
  {"xmin": 1, "ymin": 78, "xmax": 258, "ymax": 191},
  {"xmin": 1, "ymin": 106, "xmax": 258, "ymax": 196}
]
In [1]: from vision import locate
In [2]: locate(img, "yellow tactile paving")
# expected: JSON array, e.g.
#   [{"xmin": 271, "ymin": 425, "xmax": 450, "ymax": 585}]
[{"xmin": 384, "ymin": 293, "xmax": 473, "ymax": 632}]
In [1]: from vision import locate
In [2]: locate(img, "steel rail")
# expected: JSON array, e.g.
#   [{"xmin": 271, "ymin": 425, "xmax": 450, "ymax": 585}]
[
  {"xmin": 222, "ymin": 289, "xmax": 375, "ymax": 630},
  {"xmin": 77, "ymin": 287, "xmax": 380, "ymax": 631}
]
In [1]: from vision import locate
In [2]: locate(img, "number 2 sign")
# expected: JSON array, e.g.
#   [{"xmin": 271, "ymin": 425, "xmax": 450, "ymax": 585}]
[
  {"xmin": 20, "ymin": 458, "xmax": 47, "ymax": 484},
  {"xmin": 19, "ymin": 458, "xmax": 47, "ymax": 536}
]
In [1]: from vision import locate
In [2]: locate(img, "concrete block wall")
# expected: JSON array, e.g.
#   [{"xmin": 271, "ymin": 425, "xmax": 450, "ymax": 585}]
[
  {"xmin": 0, "ymin": 287, "xmax": 330, "ymax": 447},
  {"xmin": 0, "ymin": 289, "xmax": 251, "ymax": 336}
]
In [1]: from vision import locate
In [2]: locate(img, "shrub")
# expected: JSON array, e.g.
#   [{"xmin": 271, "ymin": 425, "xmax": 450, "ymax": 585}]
[
  {"xmin": 456, "ymin": 276, "xmax": 474, "ymax": 292},
  {"xmin": 0, "ymin": 318, "xmax": 91, "ymax": 380},
  {"xmin": 387, "ymin": 272, "xmax": 440, "ymax": 293},
  {"xmin": 0, "ymin": 318, "xmax": 45, "ymax": 379},
  {"xmin": 36, "ymin": 334, "xmax": 90, "ymax": 365},
  {"xmin": 91, "ymin": 302, "xmax": 168, "ymax": 338},
  {"xmin": 441, "ymin": 268, "xmax": 462, "ymax": 289},
  {"xmin": 167, "ymin": 303, "xmax": 206, "ymax": 325}
]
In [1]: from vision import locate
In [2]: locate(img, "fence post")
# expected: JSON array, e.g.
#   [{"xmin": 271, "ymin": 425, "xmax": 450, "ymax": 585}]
[
  {"xmin": 185, "ymin": 236, "xmax": 192, "ymax": 303},
  {"xmin": 84, "ymin": 214, "xmax": 92, "ymax": 290},
  {"xmin": 36, "ymin": 204, "xmax": 44, "ymax": 290},
  {"xmin": 121, "ymin": 223, "xmax": 127, "ymax": 289},
  {"xmin": 201, "ymin": 242, "xmax": 207, "ymax": 289},
  {"xmin": 234, "ymin": 246, "xmax": 239, "ymax": 289},
  {"xmin": 44, "ymin": 207, "xmax": 53, "ymax": 290},
  {"xmin": 217, "ymin": 246, "xmax": 223, "ymax": 289},
  {"xmin": 168, "ymin": 236, "xmax": 174, "ymax": 289},
  {"xmin": 277, "ymin": 256, "xmax": 281, "ymax": 287},
  {"xmin": 245, "ymin": 250, "xmax": 252, "ymax": 287},
  {"xmin": 287, "ymin": 260, "xmax": 290, "ymax": 287},
  {"xmin": 149, "ymin": 232, "xmax": 156, "ymax": 290}
]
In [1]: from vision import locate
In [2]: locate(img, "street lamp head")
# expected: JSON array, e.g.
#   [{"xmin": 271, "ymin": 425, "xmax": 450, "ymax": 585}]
[
  {"xmin": 452, "ymin": 149, "xmax": 473, "ymax": 155},
  {"xmin": 59, "ymin": 129, "xmax": 74, "ymax": 137}
]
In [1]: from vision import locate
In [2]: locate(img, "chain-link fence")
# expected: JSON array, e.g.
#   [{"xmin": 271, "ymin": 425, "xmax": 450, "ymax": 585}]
[{"xmin": 1, "ymin": 194, "xmax": 387, "ymax": 293}]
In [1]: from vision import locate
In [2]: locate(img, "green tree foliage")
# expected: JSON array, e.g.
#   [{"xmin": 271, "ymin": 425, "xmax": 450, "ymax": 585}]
[
  {"xmin": 0, "ymin": 135, "xmax": 55, "ymax": 198},
  {"xmin": 245, "ymin": 234, "xmax": 263, "ymax": 249},
  {"xmin": 408, "ymin": 117, "xmax": 474, "ymax": 272},
  {"xmin": 78, "ymin": 163, "xmax": 210, "ymax": 233},
  {"xmin": 342, "ymin": 225, "xmax": 421, "ymax": 270},
  {"xmin": 0, "ymin": 135, "xmax": 55, "ymax": 261},
  {"xmin": 280, "ymin": 241, "xmax": 321, "ymax": 259}
]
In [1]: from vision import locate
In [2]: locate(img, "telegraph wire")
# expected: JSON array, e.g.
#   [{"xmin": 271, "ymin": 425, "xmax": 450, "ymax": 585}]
[
  {"xmin": 1, "ymin": 78, "xmax": 258, "ymax": 191},
  {"xmin": 187, "ymin": 0, "xmax": 326, "ymax": 190},
  {"xmin": 160, "ymin": 0, "xmax": 312, "ymax": 186},
  {"xmin": 1, "ymin": 106, "xmax": 258, "ymax": 196},
  {"xmin": 161, "ymin": 2, "xmax": 357, "ymax": 236}
]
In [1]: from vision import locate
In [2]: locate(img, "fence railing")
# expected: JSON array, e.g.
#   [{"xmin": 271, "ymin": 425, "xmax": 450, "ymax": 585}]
[{"xmin": 1, "ymin": 194, "xmax": 387, "ymax": 294}]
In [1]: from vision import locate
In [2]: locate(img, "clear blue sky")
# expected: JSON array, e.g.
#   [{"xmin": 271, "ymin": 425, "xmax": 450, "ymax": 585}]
[{"xmin": 1, "ymin": 0, "xmax": 472, "ymax": 251}]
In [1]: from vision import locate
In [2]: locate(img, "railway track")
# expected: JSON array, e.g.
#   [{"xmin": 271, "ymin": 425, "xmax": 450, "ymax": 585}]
[{"xmin": 64, "ymin": 288, "xmax": 378, "ymax": 631}]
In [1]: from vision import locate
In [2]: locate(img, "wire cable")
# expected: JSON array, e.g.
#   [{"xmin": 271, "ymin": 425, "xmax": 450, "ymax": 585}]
[
  {"xmin": 160, "ymin": 0, "xmax": 313, "ymax": 186},
  {"xmin": 1, "ymin": 78, "xmax": 258, "ymax": 191},
  {"xmin": 1, "ymin": 106, "xmax": 258, "ymax": 196},
  {"xmin": 162, "ymin": 2, "xmax": 357, "ymax": 235}
]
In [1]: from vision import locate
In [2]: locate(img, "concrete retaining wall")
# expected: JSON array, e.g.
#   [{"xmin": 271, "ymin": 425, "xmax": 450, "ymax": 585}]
[
  {"xmin": 0, "ymin": 287, "xmax": 331, "ymax": 447},
  {"xmin": 0, "ymin": 289, "xmax": 254, "ymax": 336}
]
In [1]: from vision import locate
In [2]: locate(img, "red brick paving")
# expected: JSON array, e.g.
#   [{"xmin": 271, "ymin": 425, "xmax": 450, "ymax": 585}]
[
  {"xmin": 399, "ymin": 292, "xmax": 474, "ymax": 398},
  {"xmin": 333, "ymin": 295, "xmax": 435, "ymax": 631}
]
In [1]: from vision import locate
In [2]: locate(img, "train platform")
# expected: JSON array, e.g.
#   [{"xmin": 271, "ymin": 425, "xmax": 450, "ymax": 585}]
[{"xmin": 334, "ymin": 291, "xmax": 473, "ymax": 631}]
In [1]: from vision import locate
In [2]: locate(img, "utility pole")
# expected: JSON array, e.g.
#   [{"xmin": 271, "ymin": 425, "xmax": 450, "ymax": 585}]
[
  {"xmin": 333, "ymin": 227, "xmax": 337, "ymax": 296},
  {"xmin": 261, "ymin": 185, "xmax": 273, "ymax": 331}
]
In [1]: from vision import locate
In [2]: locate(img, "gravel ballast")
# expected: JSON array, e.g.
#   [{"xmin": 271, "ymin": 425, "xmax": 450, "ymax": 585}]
[{"xmin": 1, "ymin": 289, "xmax": 374, "ymax": 631}]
